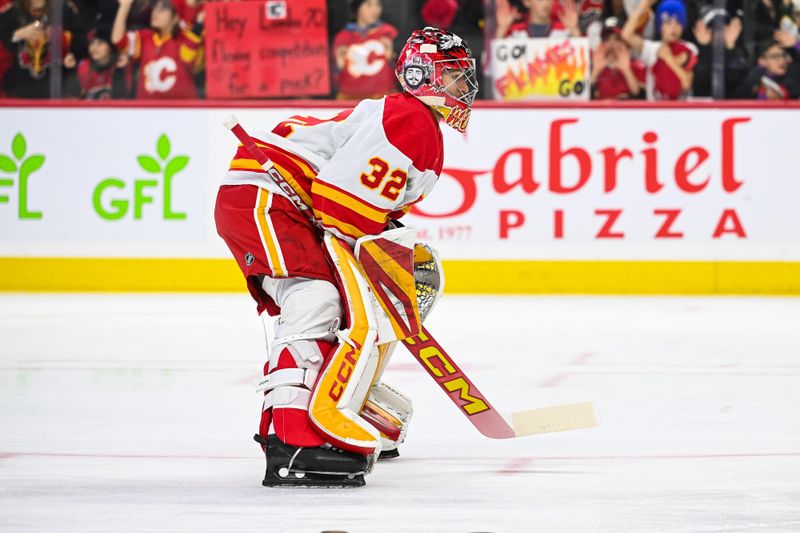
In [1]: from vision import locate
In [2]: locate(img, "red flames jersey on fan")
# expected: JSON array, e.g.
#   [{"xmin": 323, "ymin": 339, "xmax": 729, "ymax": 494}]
[
  {"xmin": 117, "ymin": 28, "xmax": 200, "ymax": 99},
  {"xmin": 76, "ymin": 59, "xmax": 131, "ymax": 99},
  {"xmin": 333, "ymin": 22, "xmax": 398, "ymax": 96},
  {"xmin": 639, "ymin": 40, "xmax": 698, "ymax": 100},
  {"xmin": 594, "ymin": 62, "xmax": 646, "ymax": 99},
  {"xmin": 222, "ymin": 92, "xmax": 443, "ymax": 244}
]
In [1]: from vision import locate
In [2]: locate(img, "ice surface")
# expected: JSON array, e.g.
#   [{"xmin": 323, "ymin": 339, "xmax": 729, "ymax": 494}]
[{"xmin": 1, "ymin": 294, "xmax": 799, "ymax": 532}]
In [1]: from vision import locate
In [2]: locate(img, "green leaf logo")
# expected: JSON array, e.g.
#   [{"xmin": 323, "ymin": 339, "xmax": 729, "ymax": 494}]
[
  {"xmin": 134, "ymin": 133, "xmax": 190, "ymax": 220},
  {"xmin": 0, "ymin": 155, "xmax": 15, "ymax": 173},
  {"xmin": 21, "ymin": 155, "xmax": 45, "ymax": 176},
  {"xmin": 12, "ymin": 133, "xmax": 26, "ymax": 160},
  {"xmin": 137, "ymin": 155, "xmax": 161, "ymax": 174},
  {"xmin": 165, "ymin": 155, "xmax": 189, "ymax": 178},
  {"xmin": 157, "ymin": 134, "xmax": 171, "ymax": 160},
  {"xmin": 0, "ymin": 133, "xmax": 45, "ymax": 218}
]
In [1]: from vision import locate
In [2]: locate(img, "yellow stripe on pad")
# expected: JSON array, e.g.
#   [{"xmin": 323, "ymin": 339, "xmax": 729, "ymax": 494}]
[{"xmin": 255, "ymin": 189, "xmax": 286, "ymax": 277}]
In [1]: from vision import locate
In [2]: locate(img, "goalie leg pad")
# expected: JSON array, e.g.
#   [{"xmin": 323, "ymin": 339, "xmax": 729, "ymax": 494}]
[
  {"xmin": 258, "ymin": 277, "xmax": 341, "ymax": 448},
  {"xmin": 309, "ymin": 235, "xmax": 382, "ymax": 456}
]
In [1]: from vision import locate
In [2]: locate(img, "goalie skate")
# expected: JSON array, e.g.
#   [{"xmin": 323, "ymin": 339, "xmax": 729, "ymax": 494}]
[{"xmin": 254, "ymin": 434, "xmax": 370, "ymax": 488}]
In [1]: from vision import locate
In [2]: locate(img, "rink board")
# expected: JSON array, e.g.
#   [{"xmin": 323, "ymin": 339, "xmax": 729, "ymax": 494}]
[{"xmin": 1, "ymin": 101, "xmax": 799, "ymax": 294}]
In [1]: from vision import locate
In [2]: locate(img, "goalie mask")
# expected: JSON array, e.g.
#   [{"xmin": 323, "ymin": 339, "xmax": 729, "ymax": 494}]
[{"xmin": 396, "ymin": 27, "xmax": 478, "ymax": 132}]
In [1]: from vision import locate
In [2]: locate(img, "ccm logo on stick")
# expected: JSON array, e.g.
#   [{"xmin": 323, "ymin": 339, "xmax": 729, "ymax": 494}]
[{"xmin": 409, "ymin": 335, "xmax": 489, "ymax": 416}]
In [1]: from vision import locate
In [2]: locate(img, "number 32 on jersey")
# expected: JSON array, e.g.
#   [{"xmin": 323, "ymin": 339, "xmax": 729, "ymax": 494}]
[{"xmin": 359, "ymin": 157, "xmax": 408, "ymax": 202}]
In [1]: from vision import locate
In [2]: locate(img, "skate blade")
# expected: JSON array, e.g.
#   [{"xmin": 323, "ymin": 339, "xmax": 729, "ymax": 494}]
[
  {"xmin": 262, "ymin": 470, "xmax": 366, "ymax": 488},
  {"xmin": 379, "ymin": 448, "xmax": 400, "ymax": 460}
]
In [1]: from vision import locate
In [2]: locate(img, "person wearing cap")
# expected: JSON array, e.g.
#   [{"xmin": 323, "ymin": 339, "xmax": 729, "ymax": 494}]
[
  {"xmin": 332, "ymin": 0, "xmax": 398, "ymax": 99},
  {"xmin": 591, "ymin": 17, "xmax": 644, "ymax": 99},
  {"xmin": 621, "ymin": 0, "xmax": 697, "ymax": 100}
]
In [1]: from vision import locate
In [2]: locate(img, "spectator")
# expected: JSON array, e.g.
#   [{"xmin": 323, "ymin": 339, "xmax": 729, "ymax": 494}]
[
  {"xmin": 622, "ymin": 0, "xmax": 697, "ymax": 100},
  {"xmin": 117, "ymin": 0, "xmax": 156, "ymax": 32},
  {"xmin": 591, "ymin": 17, "xmax": 644, "ymax": 99},
  {"xmin": 70, "ymin": 27, "xmax": 131, "ymax": 99},
  {"xmin": 0, "ymin": 0, "xmax": 11, "ymax": 96},
  {"xmin": 332, "ymin": 0, "xmax": 398, "ymax": 100},
  {"xmin": 111, "ymin": 0, "xmax": 201, "ymax": 99},
  {"xmin": 432, "ymin": 0, "xmax": 486, "ymax": 97},
  {"xmin": 0, "ymin": 0, "xmax": 76, "ymax": 98},
  {"xmin": 420, "ymin": 0, "xmax": 458, "ymax": 29},
  {"xmin": 603, "ymin": 0, "xmax": 627, "ymax": 20},
  {"xmin": 495, "ymin": 0, "xmax": 582, "ymax": 39},
  {"xmin": 753, "ymin": 0, "xmax": 793, "ymax": 43},
  {"xmin": 691, "ymin": 7, "xmax": 747, "ymax": 97},
  {"xmin": 733, "ymin": 38, "xmax": 800, "ymax": 98},
  {"xmin": 576, "ymin": 0, "xmax": 603, "ymax": 38},
  {"xmin": 774, "ymin": 0, "xmax": 800, "ymax": 54},
  {"xmin": 172, "ymin": 0, "xmax": 202, "ymax": 29}
]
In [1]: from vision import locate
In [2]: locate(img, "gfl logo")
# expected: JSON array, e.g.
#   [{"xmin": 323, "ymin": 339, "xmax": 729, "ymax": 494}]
[
  {"xmin": 93, "ymin": 134, "xmax": 189, "ymax": 220},
  {"xmin": 0, "ymin": 133, "xmax": 46, "ymax": 219}
]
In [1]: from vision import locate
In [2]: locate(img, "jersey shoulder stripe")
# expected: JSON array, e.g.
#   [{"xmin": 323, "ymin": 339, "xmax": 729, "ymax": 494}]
[
  {"xmin": 313, "ymin": 179, "xmax": 391, "ymax": 224},
  {"xmin": 381, "ymin": 93, "xmax": 444, "ymax": 175}
]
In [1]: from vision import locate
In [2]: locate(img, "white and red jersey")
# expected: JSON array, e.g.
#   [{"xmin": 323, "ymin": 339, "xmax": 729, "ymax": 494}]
[
  {"xmin": 638, "ymin": 39, "xmax": 698, "ymax": 100},
  {"xmin": 333, "ymin": 22, "xmax": 398, "ymax": 97},
  {"xmin": 223, "ymin": 92, "xmax": 444, "ymax": 244},
  {"xmin": 116, "ymin": 28, "xmax": 201, "ymax": 99}
]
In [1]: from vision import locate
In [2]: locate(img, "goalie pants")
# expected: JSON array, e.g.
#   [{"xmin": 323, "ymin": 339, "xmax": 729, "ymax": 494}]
[
  {"xmin": 214, "ymin": 185, "xmax": 382, "ymax": 455},
  {"xmin": 214, "ymin": 185, "xmax": 337, "ymax": 316}
]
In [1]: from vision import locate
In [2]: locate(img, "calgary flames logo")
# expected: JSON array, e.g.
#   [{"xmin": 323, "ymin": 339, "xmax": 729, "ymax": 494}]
[{"xmin": 445, "ymin": 107, "xmax": 471, "ymax": 132}]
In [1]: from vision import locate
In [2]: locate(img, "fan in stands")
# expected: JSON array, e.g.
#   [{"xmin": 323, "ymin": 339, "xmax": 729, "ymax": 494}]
[{"xmin": 214, "ymin": 27, "xmax": 476, "ymax": 487}]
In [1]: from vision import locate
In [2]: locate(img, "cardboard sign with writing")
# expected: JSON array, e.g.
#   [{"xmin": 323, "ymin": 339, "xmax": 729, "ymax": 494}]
[
  {"xmin": 491, "ymin": 38, "xmax": 590, "ymax": 101},
  {"xmin": 205, "ymin": 0, "xmax": 330, "ymax": 98}
]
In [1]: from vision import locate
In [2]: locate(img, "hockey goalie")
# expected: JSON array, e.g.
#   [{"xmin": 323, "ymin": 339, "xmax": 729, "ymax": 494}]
[{"xmin": 214, "ymin": 27, "xmax": 478, "ymax": 487}]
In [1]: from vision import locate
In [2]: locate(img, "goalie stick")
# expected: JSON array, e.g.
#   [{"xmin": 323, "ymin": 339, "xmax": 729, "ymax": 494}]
[
  {"xmin": 404, "ymin": 328, "xmax": 596, "ymax": 438},
  {"xmin": 224, "ymin": 114, "xmax": 598, "ymax": 439}
]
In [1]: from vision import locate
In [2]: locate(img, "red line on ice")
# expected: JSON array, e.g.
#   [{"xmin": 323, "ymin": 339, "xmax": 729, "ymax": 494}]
[
  {"xmin": 570, "ymin": 353, "xmax": 595, "ymax": 365},
  {"xmin": 498, "ymin": 457, "xmax": 533, "ymax": 474},
  {"xmin": 539, "ymin": 372, "xmax": 569, "ymax": 387}
]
